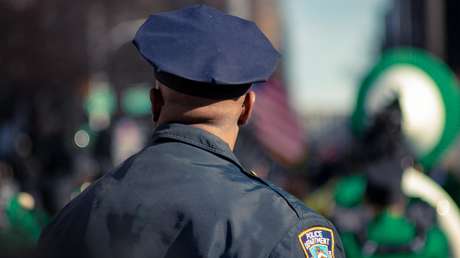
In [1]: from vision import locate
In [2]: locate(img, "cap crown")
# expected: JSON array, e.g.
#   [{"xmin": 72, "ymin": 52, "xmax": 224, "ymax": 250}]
[{"xmin": 133, "ymin": 5, "xmax": 279, "ymax": 86}]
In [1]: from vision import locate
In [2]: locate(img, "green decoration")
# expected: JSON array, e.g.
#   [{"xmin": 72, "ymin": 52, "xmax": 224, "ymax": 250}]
[
  {"xmin": 121, "ymin": 85, "xmax": 151, "ymax": 116},
  {"xmin": 334, "ymin": 175, "xmax": 366, "ymax": 208},
  {"xmin": 84, "ymin": 85, "xmax": 117, "ymax": 116},
  {"xmin": 352, "ymin": 48, "xmax": 460, "ymax": 169}
]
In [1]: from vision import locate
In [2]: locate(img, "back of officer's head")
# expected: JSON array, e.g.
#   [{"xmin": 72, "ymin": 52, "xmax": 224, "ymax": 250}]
[{"xmin": 150, "ymin": 80, "xmax": 255, "ymax": 129}]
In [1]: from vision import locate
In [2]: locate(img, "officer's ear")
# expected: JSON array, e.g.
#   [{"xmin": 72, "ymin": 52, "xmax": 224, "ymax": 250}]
[
  {"xmin": 150, "ymin": 83, "xmax": 164, "ymax": 123},
  {"xmin": 238, "ymin": 90, "xmax": 256, "ymax": 126}
]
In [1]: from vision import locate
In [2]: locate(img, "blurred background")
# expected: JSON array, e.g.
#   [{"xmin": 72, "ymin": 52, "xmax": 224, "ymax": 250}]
[{"xmin": 2, "ymin": 0, "xmax": 460, "ymax": 257}]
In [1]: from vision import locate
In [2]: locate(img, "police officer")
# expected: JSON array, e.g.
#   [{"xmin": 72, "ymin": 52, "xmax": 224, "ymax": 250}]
[{"xmin": 38, "ymin": 5, "xmax": 345, "ymax": 258}]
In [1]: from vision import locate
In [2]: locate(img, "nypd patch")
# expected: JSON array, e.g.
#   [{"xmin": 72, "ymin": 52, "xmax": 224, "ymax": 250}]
[{"xmin": 298, "ymin": 227, "xmax": 334, "ymax": 258}]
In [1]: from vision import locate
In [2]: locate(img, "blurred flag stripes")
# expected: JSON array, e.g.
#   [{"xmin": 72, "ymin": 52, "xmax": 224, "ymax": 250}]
[{"xmin": 251, "ymin": 79, "xmax": 307, "ymax": 165}]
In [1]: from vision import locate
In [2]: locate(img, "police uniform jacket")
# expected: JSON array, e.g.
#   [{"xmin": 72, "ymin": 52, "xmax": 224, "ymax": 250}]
[{"xmin": 39, "ymin": 123, "xmax": 345, "ymax": 258}]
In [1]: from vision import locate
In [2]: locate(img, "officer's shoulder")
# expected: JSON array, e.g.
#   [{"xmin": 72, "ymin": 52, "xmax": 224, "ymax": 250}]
[
  {"xmin": 261, "ymin": 181, "xmax": 345, "ymax": 258},
  {"xmin": 261, "ymin": 178, "xmax": 331, "ymax": 221},
  {"xmin": 204, "ymin": 167, "xmax": 335, "ymax": 229}
]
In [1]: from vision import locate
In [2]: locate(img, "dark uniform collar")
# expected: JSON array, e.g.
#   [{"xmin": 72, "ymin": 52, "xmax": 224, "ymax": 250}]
[{"xmin": 151, "ymin": 123, "xmax": 252, "ymax": 175}]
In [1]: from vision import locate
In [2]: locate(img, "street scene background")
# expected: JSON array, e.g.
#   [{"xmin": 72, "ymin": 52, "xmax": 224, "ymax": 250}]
[{"xmin": 2, "ymin": 0, "xmax": 460, "ymax": 257}]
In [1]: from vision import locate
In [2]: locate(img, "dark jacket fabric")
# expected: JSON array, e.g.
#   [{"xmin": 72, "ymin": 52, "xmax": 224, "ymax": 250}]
[{"xmin": 38, "ymin": 123, "xmax": 345, "ymax": 258}]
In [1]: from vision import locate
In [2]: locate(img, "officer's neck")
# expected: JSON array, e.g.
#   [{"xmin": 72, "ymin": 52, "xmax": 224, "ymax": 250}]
[{"xmin": 190, "ymin": 123, "xmax": 239, "ymax": 151}]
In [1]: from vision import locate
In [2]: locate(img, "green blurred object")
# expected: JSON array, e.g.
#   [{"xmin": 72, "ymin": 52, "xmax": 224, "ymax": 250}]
[
  {"xmin": 333, "ymin": 175, "xmax": 451, "ymax": 258},
  {"xmin": 422, "ymin": 227, "xmax": 450, "ymax": 258},
  {"xmin": 367, "ymin": 211, "xmax": 415, "ymax": 245},
  {"xmin": 334, "ymin": 175, "xmax": 366, "ymax": 208},
  {"xmin": 341, "ymin": 209, "xmax": 450, "ymax": 258},
  {"xmin": 121, "ymin": 85, "xmax": 151, "ymax": 116},
  {"xmin": 0, "ymin": 193, "xmax": 49, "ymax": 252},
  {"xmin": 352, "ymin": 48, "xmax": 460, "ymax": 170},
  {"xmin": 84, "ymin": 84, "xmax": 117, "ymax": 116}
]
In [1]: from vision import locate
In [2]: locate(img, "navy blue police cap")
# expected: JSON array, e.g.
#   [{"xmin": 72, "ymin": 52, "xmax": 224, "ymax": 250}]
[{"xmin": 133, "ymin": 4, "xmax": 280, "ymax": 98}]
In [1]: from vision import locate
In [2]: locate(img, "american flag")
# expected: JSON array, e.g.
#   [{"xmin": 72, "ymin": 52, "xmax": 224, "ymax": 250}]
[{"xmin": 250, "ymin": 79, "xmax": 307, "ymax": 166}]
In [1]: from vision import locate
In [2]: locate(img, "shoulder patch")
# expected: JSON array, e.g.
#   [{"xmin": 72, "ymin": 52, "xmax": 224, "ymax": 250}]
[{"xmin": 298, "ymin": 226, "xmax": 334, "ymax": 258}]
